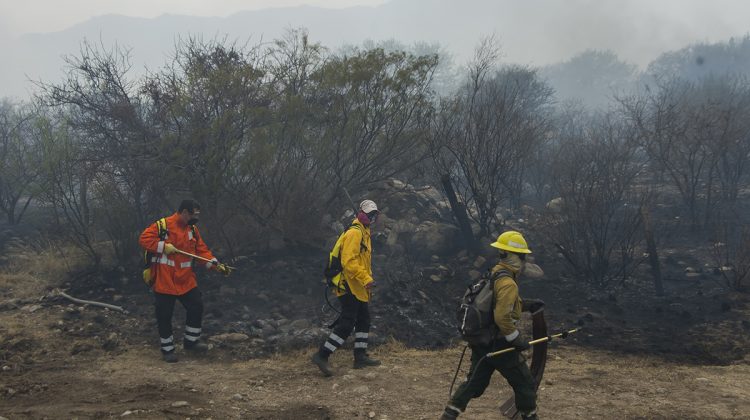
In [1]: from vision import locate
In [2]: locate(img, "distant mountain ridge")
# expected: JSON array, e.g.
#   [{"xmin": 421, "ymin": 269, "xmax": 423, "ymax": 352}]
[{"xmin": 2, "ymin": 0, "xmax": 749, "ymax": 99}]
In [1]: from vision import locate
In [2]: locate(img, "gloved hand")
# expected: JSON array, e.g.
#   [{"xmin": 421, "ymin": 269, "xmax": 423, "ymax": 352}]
[
  {"xmin": 216, "ymin": 263, "xmax": 232, "ymax": 276},
  {"xmin": 163, "ymin": 243, "xmax": 177, "ymax": 255},
  {"xmin": 522, "ymin": 298, "xmax": 545, "ymax": 313},
  {"xmin": 510, "ymin": 334, "xmax": 531, "ymax": 352}
]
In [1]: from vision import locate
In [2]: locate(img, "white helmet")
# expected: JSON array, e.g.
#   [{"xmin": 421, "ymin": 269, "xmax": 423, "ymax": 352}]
[{"xmin": 360, "ymin": 200, "xmax": 378, "ymax": 214}]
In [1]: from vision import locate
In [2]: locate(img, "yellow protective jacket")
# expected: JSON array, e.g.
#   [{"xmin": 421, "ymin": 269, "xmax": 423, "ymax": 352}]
[
  {"xmin": 334, "ymin": 219, "xmax": 374, "ymax": 302},
  {"xmin": 491, "ymin": 263, "xmax": 523, "ymax": 341}
]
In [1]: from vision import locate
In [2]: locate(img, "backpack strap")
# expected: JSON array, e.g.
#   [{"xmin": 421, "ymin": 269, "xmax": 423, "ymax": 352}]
[
  {"xmin": 489, "ymin": 269, "xmax": 513, "ymax": 282},
  {"xmin": 339, "ymin": 223, "xmax": 366, "ymax": 258},
  {"xmin": 486, "ymin": 268, "xmax": 513, "ymax": 333},
  {"xmin": 156, "ymin": 218, "xmax": 168, "ymax": 240},
  {"xmin": 143, "ymin": 217, "xmax": 169, "ymax": 269},
  {"xmin": 350, "ymin": 224, "xmax": 367, "ymax": 253}
]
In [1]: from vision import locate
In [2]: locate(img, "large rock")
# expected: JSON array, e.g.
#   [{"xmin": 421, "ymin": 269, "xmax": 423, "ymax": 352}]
[
  {"xmin": 545, "ymin": 197, "xmax": 565, "ymax": 213},
  {"xmin": 410, "ymin": 222, "xmax": 460, "ymax": 259}
]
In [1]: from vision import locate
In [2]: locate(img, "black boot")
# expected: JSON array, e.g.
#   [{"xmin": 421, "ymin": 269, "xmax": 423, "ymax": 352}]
[
  {"xmin": 353, "ymin": 351, "xmax": 381, "ymax": 369},
  {"xmin": 162, "ymin": 352, "xmax": 178, "ymax": 363},
  {"xmin": 439, "ymin": 406, "xmax": 461, "ymax": 420},
  {"xmin": 521, "ymin": 411, "xmax": 539, "ymax": 420},
  {"xmin": 184, "ymin": 340, "xmax": 208, "ymax": 353},
  {"xmin": 311, "ymin": 352, "xmax": 334, "ymax": 377}
]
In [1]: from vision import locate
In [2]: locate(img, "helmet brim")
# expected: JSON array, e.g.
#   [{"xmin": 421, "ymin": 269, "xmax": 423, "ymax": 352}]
[{"xmin": 490, "ymin": 242, "xmax": 532, "ymax": 254}]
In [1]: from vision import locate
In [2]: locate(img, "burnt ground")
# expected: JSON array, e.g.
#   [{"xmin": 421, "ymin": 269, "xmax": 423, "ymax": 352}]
[
  {"xmin": 2, "ymin": 216, "xmax": 750, "ymax": 366},
  {"xmin": 1, "ymin": 206, "xmax": 750, "ymax": 418},
  {"xmin": 32, "ymin": 242, "xmax": 750, "ymax": 367}
]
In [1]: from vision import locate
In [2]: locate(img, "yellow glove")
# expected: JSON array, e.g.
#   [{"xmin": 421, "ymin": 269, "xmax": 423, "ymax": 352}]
[
  {"xmin": 216, "ymin": 263, "xmax": 232, "ymax": 276},
  {"xmin": 163, "ymin": 243, "xmax": 177, "ymax": 255}
]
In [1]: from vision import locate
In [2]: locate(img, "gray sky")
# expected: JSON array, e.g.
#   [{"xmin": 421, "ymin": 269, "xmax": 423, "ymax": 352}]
[
  {"xmin": 0, "ymin": 0, "xmax": 386, "ymax": 36},
  {"xmin": 2, "ymin": 0, "xmax": 750, "ymax": 99}
]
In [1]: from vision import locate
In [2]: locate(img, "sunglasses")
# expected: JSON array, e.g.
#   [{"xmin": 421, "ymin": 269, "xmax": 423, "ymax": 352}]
[{"xmin": 366, "ymin": 210, "xmax": 379, "ymax": 222}]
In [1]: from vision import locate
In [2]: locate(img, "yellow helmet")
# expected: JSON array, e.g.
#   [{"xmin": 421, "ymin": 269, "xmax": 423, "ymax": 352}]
[{"xmin": 490, "ymin": 231, "xmax": 532, "ymax": 254}]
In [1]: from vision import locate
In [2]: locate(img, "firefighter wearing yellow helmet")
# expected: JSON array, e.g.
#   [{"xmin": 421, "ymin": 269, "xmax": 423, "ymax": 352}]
[{"xmin": 441, "ymin": 230, "xmax": 543, "ymax": 420}]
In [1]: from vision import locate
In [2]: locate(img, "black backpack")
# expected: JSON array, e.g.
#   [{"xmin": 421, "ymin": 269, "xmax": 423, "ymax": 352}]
[{"xmin": 456, "ymin": 269, "xmax": 510, "ymax": 346}]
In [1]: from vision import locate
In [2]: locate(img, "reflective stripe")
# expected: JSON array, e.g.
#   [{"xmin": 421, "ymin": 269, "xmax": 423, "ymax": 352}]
[
  {"xmin": 355, "ymin": 332, "xmax": 368, "ymax": 339},
  {"xmin": 354, "ymin": 342, "xmax": 368, "ymax": 348},
  {"xmin": 152, "ymin": 256, "xmax": 190, "ymax": 268},
  {"xmin": 447, "ymin": 405, "xmax": 463, "ymax": 414},
  {"xmin": 323, "ymin": 342, "xmax": 338, "ymax": 352},
  {"xmin": 185, "ymin": 326, "xmax": 201, "ymax": 334},
  {"xmin": 507, "ymin": 240, "xmax": 527, "ymax": 250},
  {"xmin": 505, "ymin": 330, "xmax": 520, "ymax": 342},
  {"xmin": 160, "ymin": 336, "xmax": 174, "ymax": 344},
  {"xmin": 161, "ymin": 345, "xmax": 175, "ymax": 352},
  {"xmin": 188, "ymin": 231, "xmax": 194, "ymax": 240},
  {"xmin": 184, "ymin": 334, "xmax": 200, "ymax": 342},
  {"xmin": 151, "ymin": 255, "xmax": 175, "ymax": 267},
  {"xmin": 157, "ymin": 241, "xmax": 165, "ymax": 253},
  {"xmin": 328, "ymin": 333, "xmax": 345, "ymax": 345}
]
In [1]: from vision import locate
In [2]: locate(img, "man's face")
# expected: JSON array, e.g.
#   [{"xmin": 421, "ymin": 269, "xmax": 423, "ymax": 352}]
[{"xmin": 181, "ymin": 209, "xmax": 200, "ymax": 225}]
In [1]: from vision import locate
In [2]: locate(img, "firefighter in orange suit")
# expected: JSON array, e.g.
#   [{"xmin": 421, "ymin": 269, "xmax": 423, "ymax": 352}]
[{"xmin": 139, "ymin": 199, "xmax": 231, "ymax": 362}]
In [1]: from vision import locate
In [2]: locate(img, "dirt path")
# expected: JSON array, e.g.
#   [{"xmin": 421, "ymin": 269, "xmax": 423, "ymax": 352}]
[{"xmin": 2, "ymin": 337, "xmax": 749, "ymax": 419}]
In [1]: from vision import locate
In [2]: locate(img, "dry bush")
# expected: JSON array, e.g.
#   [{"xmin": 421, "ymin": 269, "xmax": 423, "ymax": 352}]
[
  {"xmin": 712, "ymin": 224, "xmax": 750, "ymax": 291},
  {"xmin": 0, "ymin": 240, "xmax": 89, "ymax": 299},
  {"xmin": 537, "ymin": 111, "xmax": 646, "ymax": 286}
]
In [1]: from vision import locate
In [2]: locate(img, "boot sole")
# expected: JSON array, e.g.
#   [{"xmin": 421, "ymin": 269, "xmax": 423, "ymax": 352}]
[
  {"xmin": 353, "ymin": 363, "xmax": 381, "ymax": 369},
  {"xmin": 162, "ymin": 355, "xmax": 178, "ymax": 363},
  {"xmin": 311, "ymin": 355, "xmax": 334, "ymax": 377}
]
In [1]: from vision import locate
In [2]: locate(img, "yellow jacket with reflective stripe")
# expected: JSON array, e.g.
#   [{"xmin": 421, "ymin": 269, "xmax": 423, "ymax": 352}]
[
  {"xmin": 492, "ymin": 263, "xmax": 523, "ymax": 338},
  {"xmin": 334, "ymin": 219, "xmax": 373, "ymax": 302}
]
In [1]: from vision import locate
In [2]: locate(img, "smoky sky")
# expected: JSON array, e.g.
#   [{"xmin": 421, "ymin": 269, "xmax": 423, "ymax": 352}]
[{"xmin": 1, "ymin": 0, "xmax": 749, "ymax": 98}]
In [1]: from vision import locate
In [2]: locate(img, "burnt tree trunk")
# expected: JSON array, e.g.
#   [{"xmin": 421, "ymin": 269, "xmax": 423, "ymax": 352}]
[
  {"xmin": 642, "ymin": 205, "xmax": 664, "ymax": 296},
  {"xmin": 441, "ymin": 174, "xmax": 478, "ymax": 253}
]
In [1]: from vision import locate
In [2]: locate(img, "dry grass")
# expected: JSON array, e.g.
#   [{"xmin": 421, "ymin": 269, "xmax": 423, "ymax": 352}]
[{"xmin": 0, "ymin": 240, "xmax": 88, "ymax": 299}]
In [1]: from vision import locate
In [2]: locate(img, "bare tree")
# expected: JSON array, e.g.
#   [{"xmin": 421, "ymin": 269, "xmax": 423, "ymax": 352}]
[
  {"xmin": 621, "ymin": 76, "xmax": 750, "ymax": 230},
  {"xmin": 431, "ymin": 39, "xmax": 553, "ymax": 236},
  {"xmin": 37, "ymin": 114, "xmax": 101, "ymax": 265},
  {"xmin": 310, "ymin": 47, "xmax": 438, "ymax": 204},
  {"xmin": 539, "ymin": 111, "xmax": 646, "ymax": 286},
  {"xmin": 0, "ymin": 100, "xmax": 41, "ymax": 225}
]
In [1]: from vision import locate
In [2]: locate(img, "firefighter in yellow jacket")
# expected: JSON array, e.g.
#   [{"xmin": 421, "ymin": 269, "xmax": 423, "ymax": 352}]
[
  {"xmin": 441, "ymin": 231, "xmax": 543, "ymax": 420},
  {"xmin": 312, "ymin": 199, "xmax": 380, "ymax": 376}
]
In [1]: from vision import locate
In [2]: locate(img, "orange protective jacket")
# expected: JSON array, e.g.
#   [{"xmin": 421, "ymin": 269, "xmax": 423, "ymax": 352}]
[{"xmin": 139, "ymin": 213, "xmax": 217, "ymax": 296}]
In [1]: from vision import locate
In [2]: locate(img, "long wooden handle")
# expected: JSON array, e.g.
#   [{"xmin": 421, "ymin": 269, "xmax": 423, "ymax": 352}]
[
  {"xmin": 175, "ymin": 249, "xmax": 236, "ymax": 270},
  {"xmin": 487, "ymin": 328, "xmax": 580, "ymax": 357}
]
